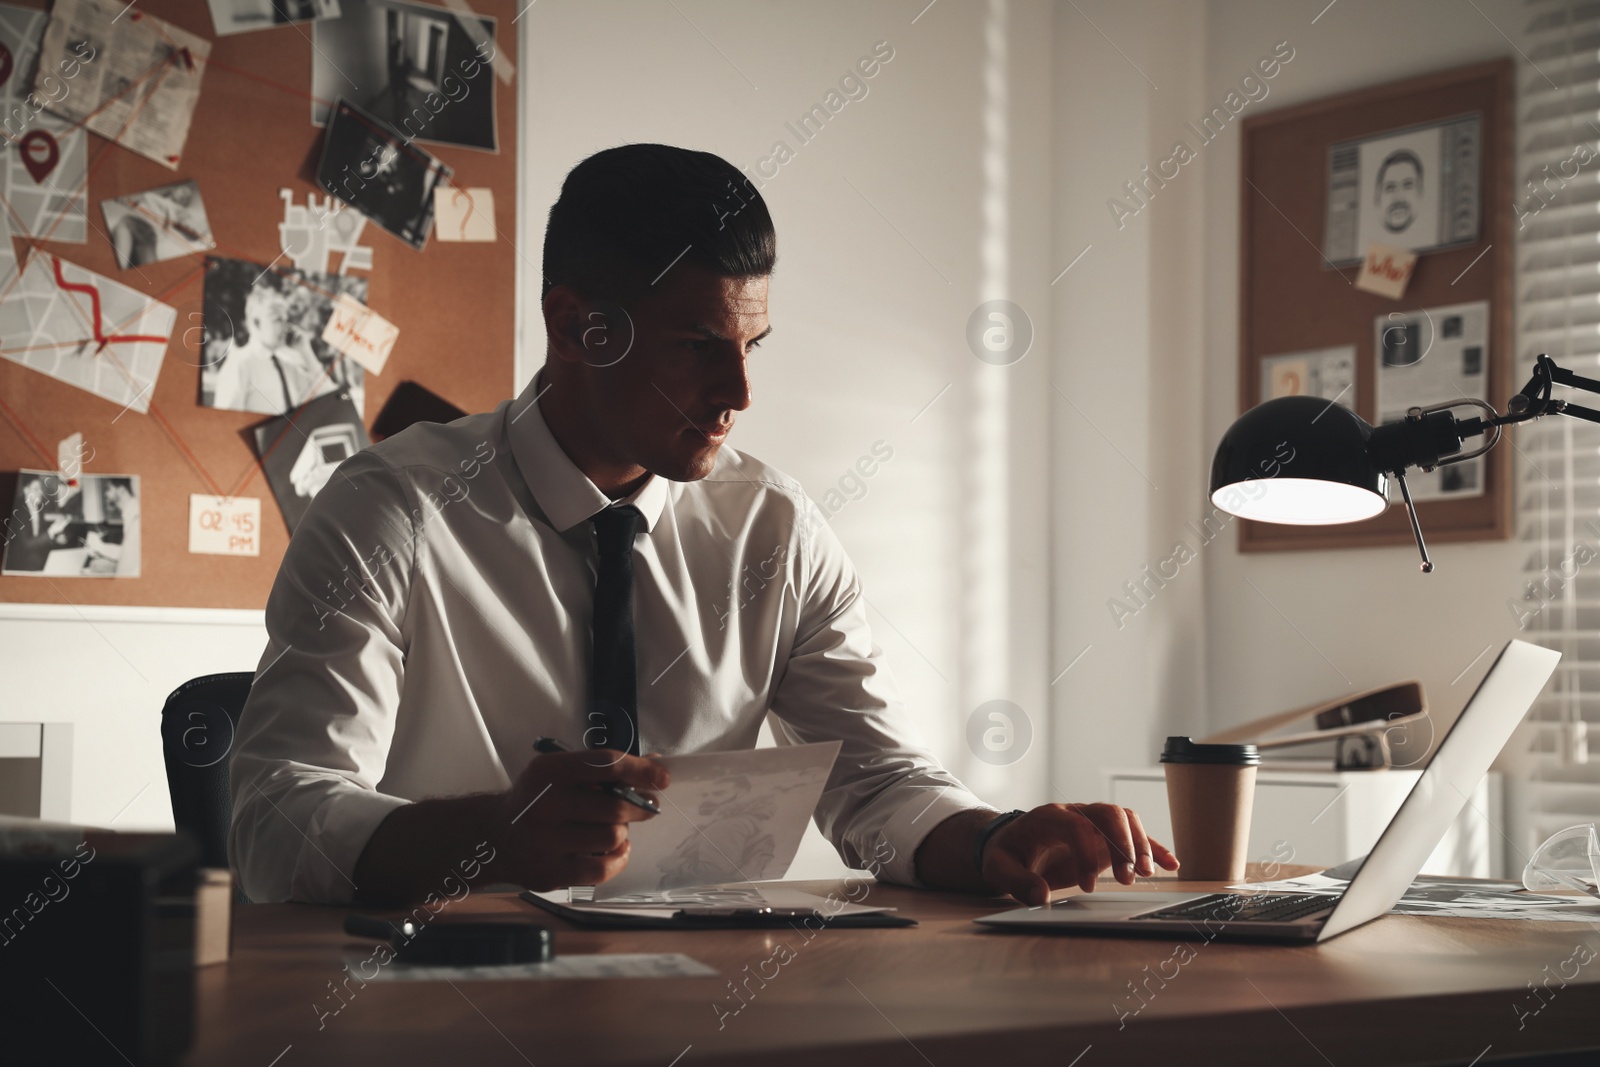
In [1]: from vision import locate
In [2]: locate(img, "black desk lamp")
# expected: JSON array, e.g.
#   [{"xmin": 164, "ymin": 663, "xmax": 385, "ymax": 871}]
[{"xmin": 1210, "ymin": 353, "xmax": 1600, "ymax": 573}]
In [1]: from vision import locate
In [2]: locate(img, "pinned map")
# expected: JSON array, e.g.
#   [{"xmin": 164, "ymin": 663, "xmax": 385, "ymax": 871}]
[
  {"xmin": 0, "ymin": 4, "xmax": 87, "ymax": 243},
  {"xmin": 278, "ymin": 188, "xmax": 371, "ymax": 276},
  {"xmin": 0, "ymin": 252, "xmax": 175, "ymax": 413}
]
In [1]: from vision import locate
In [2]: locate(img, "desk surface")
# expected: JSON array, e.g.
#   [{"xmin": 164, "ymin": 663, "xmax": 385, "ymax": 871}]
[{"xmin": 187, "ymin": 867, "xmax": 1600, "ymax": 1067}]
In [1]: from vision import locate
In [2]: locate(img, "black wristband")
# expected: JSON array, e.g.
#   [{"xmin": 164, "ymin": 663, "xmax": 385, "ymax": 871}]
[{"xmin": 972, "ymin": 808, "xmax": 1026, "ymax": 879}]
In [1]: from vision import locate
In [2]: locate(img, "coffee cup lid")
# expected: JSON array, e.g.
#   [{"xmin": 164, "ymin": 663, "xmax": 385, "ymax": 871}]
[{"xmin": 1159, "ymin": 735, "xmax": 1260, "ymax": 766}]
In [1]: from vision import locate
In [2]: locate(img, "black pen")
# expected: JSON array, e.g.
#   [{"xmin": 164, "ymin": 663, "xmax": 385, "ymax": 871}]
[{"xmin": 532, "ymin": 737, "xmax": 662, "ymax": 814}]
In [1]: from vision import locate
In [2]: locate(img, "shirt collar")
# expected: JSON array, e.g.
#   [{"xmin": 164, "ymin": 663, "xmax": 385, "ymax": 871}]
[{"xmin": 506, "ymin": 370, "xmax": 668, "ymax": 534}]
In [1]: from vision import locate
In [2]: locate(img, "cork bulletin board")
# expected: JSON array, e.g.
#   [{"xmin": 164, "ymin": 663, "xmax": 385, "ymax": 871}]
[
  {"xmin": 1237, "ymin": 60, "xmax": 1513, "ymax": 552},
  {"xmin": 0, "ymin": 0, "xmax": 518, "ymax": 608}
]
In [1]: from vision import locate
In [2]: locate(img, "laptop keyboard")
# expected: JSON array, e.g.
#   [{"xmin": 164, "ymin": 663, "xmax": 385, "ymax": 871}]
[{"xmin": 1130, "ymin": 892, "xmax": 1335, "ymax": 924}]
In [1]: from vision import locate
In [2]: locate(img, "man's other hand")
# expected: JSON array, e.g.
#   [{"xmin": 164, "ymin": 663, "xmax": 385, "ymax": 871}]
[
  {"xmin": 498, "ymin": 749, "xmax": 669, "ymax": 891},
  {"xmin": 982, "ymin": 803, "xmax": 1179, "ymax": 907}
]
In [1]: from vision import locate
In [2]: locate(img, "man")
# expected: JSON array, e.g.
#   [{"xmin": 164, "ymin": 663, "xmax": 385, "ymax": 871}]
[
  {"xmin": 229, "ymin": 143, "xmax": 1178, "ymax": 906},
  {"xmin": 210, "ymin": 281, "xmax": 321, "ymax": 414},
  {"xmin": 1375, "ymin": 149, "xmax": 1423, "ymax": 235}
]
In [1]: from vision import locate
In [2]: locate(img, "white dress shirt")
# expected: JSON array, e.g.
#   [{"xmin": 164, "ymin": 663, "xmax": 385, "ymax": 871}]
[{"xmin": 229, "ymin": 373, "xmax": 987, "ymax": 903}]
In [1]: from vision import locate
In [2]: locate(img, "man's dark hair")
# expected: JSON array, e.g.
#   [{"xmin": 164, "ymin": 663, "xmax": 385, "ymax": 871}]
[
  {"xmin": 542, "ymin": 143, "xmax": 776, "ymax": 302},
  {"xmin": 1375, "ymin": 149, "xmax": 1424, "ymax": 203}
]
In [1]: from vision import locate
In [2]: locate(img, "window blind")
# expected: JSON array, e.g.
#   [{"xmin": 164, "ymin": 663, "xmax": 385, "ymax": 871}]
[{"xmin": 1508, "ymin": 0, "xmax": 1600, "ymax": 864}]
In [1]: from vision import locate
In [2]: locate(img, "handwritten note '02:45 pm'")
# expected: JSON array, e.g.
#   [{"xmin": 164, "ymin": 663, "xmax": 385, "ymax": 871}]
[{"xmin": 188, "ymin": 495, "xmax": 259, "ymax": 556}]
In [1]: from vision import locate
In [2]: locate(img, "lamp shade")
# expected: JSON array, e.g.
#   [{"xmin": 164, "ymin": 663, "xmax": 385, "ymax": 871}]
[{"xmin": 1210, "ymin": 396, "xmax": 1389, "ymax": 525}]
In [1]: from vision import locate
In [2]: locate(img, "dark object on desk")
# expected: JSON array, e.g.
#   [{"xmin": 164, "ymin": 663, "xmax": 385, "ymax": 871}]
[
  {"xmin": 521, "ymin": 891, "xmax": 918, "ymax": 929},
  {"xmin": 344, "ymin": 914, "xmax": 555, "ymax": 965},
  {"xmin": 159, "ymin": 672, "xmax": 254, "ymax": 904},
  {"xmin": 1203, "ymin": 678, "xmax": 1427, "ymax": 771},
  {"xmin": 2, "ymin": 831, "xmax": 199, "ymax": 1066},
  {"xmin": 371, "ymin": 380, "xmax": 469, "ymax": 441}
]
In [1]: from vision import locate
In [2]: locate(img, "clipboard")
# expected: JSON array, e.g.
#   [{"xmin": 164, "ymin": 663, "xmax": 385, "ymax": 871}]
[{"xmin": 519, "ymin": 891, "xmax": 919, "ymax": 930}]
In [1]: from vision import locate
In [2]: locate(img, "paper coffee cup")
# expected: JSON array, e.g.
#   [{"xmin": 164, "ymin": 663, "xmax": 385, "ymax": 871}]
[{"xmin": 1160, "ymin": 736, "xmax": 1260, "ymax": 882}]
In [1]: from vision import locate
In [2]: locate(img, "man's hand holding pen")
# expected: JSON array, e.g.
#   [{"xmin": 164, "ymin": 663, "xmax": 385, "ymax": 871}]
[{"xmin": 495, "ymin": 742, "xmax": 669, "ymax": 892}]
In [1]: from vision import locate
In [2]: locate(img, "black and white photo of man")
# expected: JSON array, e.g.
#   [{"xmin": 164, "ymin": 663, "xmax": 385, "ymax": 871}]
[
  {"xmin": 201, "ymin": 257, "xmax": 368, "ymax": 415},
  {"xmin": 1375, "ymin": 149, "xmax": 1423, "ymax": 235},
  {"xmin": 2, "ymin": 472, "xmax": 140, "ymax": 578}
]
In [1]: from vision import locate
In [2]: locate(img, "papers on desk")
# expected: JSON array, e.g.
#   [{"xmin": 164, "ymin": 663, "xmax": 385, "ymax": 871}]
[
  {"xmin": 355, "ymin": 952, "xmax": 718, "ymax": 982},
  {"xmin": 537, "ymin": 884, "xmax": 894, "ymax": 921},
  {"xmin": 1236, "ymin": 867, "xmax": 1600, "ymax": 924},
  {"xmin": 592, "ymin": 740, "xmax": 841, "ymax": 900}
]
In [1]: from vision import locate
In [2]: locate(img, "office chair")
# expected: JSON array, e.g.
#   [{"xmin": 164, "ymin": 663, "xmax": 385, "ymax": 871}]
[{"xmin": 159, "ymin": 672, "xmax": 253, "ymax": 903}]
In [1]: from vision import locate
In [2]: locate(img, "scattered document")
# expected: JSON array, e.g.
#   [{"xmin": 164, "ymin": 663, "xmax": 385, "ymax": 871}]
[
  {"xmin": 1236, "ymin": 868, "xmax": 1600, "ymax": 924},
  {"xmin": 355, "ymin": 952, "xmax": 718, "ymax": 982},
  {"xmin": 0, "ymin": 252, "xmax": 175, "ymax": 413},
  {"xmin": 592, "ymin": 741, "xmax": 841, "ymax": 900},
  {"xmin": 434, "ymin": 187, "xmax": 496, "ymax": 241},
  {"xmin": 544, "ymin": 885, "xmax": 893, "ymax": 920},
  {"xmin": 37, "ymin": 0, "xmax": 211, "ymax": 169}
]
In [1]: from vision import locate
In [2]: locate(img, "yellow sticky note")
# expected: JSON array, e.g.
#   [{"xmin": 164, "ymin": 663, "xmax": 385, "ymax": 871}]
[
  {"xmin": 1355, "ymin": 242, "xmax": 1418, "ymax": 300},
  {"xmin": 189, "ymin": 495, "xmax": 260, "ymax": 556},
  {"xmin": 321, "ymin": 294, "xmax": 399, "ymax": 376},
  {"xmin": 434, "ymin": 187, "xmax": 497, "ymax": 242}
]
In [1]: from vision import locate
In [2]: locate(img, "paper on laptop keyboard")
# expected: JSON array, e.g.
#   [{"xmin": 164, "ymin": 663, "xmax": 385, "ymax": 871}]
[{"xmin": 592, "ymin": 740, "xmax": 841, "ymax": 900}]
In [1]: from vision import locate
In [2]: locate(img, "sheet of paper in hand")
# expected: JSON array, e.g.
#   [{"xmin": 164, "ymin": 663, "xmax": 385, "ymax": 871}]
[{"xmin": 592, "ymin": 740, "xmax": 842, "ymax": 900}]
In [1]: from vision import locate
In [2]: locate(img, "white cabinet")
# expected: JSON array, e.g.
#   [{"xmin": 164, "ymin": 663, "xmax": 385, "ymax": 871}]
[{"xmin": 1104, "ymin": 767, "xmax": 1502, "ymax": 878}]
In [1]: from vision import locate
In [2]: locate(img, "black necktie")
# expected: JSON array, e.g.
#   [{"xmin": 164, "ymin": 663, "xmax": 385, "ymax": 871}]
[{"xmin": 588, "ymin": 504, "xmax": 643, "ymax": 756}]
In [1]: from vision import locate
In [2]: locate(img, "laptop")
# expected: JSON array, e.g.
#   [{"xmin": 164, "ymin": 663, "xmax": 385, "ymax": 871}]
[{"xmin": 974, "ymin": 639, "xmax": 1560, "ymax": 944}]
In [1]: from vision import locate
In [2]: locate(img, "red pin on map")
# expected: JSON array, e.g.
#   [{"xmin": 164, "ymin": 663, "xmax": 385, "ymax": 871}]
[
  {"xmin": 19, "ymin": 130, "xmax": 58, "ymax": 184},
  {"xmin": 0, "ymin": 43, "xmax": 14, "ymax": 89}
]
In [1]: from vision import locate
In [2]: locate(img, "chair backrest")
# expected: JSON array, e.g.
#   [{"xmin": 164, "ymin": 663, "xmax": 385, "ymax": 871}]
[{"xmin": 159, "ymin": 672, "xmax": 253, "ymax": 888}]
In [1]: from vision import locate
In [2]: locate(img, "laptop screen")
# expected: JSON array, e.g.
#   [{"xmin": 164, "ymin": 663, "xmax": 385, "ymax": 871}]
[{"xmin": 1316, "ymin": 640, "xmax": 1559, "ymax": 941}]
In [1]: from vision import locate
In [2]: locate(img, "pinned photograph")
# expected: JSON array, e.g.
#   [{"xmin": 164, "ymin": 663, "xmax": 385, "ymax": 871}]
[
  {"xmin": 311, "ymin": 0, "xmax": 497, "ymax": 152},
  {"xmin": 207, "ymin": 0, "xmax": 340, "ymax": 36},
  {"xmin": 199, "ymin": 256, "xmax": 367, "ymax": 416},
  {"xmin": 251, "ymin": 390, "xmax": 370, "ymax": 532},
  {"xmin": 1374, "ymin": 299, "xmax": 1489, "ymax": 503},
  {"xmin": 2, "ymin": 470, "xmax": 140, "ymax": 577},
  {"xmin": 101, "ymin": 180, "xmax": 216, "ymax": 269},
  {"xmin": 1323, "ymin": 115, "xmax": 1481, "ymax": 266},
  {"xmin": 316, "ymin": 99, "xmax": 451, "ymax": 250}
]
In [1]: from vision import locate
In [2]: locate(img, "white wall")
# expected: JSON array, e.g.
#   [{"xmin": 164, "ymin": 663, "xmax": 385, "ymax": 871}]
[
  {"xmin": 0, "ymin": 605, "xmax": 267, "ymax": 830},
  {"xmin": 1200, "ymin": 0, "xmax": 1527, "ymax": 743},
  {"xmin": 1050, "ymin": 0, "xmax": 1211, "ymax": 806},
  {"xmin": 520, "ymin": 0, "xmax": 1057, "ymax": 881}
]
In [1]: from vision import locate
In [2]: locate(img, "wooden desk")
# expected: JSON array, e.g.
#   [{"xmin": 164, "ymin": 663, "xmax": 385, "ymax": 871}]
[{"xmin": 185, "ymin": 868, "xmax": 1600, "ymax": 1067}]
